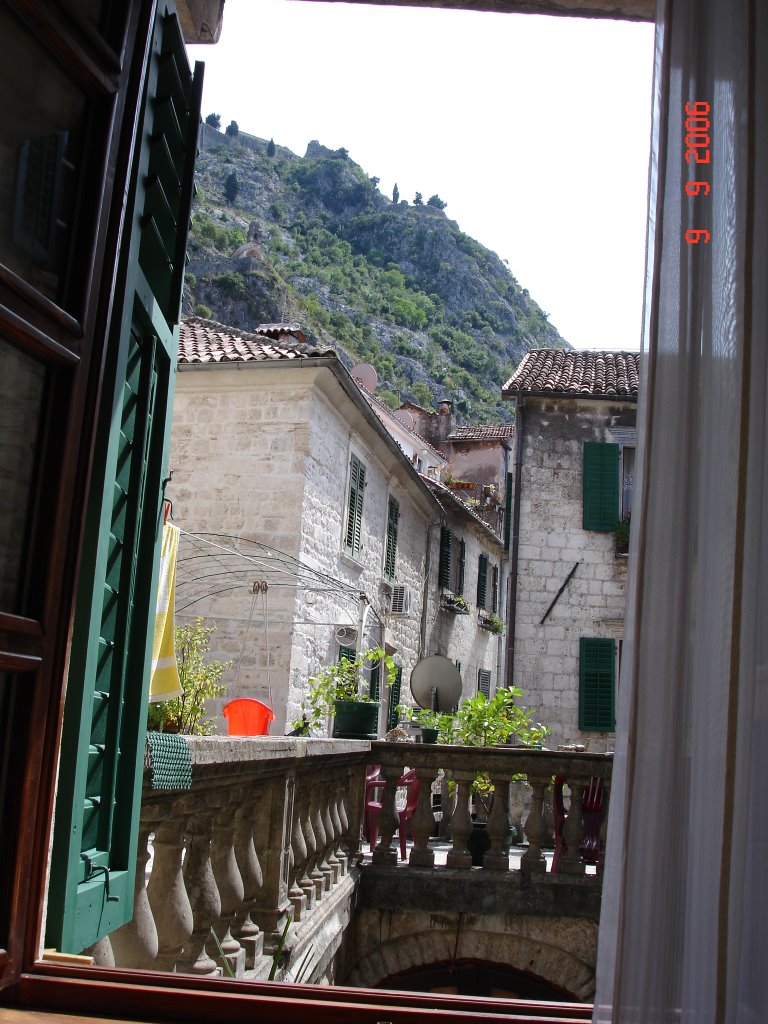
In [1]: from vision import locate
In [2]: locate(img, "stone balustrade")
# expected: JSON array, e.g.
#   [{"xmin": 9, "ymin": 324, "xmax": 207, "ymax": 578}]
[
  {"xmin": 104, "ymin": 737, "xmax": 370, "ymax": 981},
  {"xmin": 96, "ymin": 737, "xmax": 611, "ymax": 990}
]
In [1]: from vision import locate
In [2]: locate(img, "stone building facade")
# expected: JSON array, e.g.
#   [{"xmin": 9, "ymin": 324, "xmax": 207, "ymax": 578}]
[
  {"xmin": 169, "ymin": 317, "xmax": 503, "ymax": 733},
  {"xmin": 502, "ymin": 350, "xmax": 639, "ymax": 750}
]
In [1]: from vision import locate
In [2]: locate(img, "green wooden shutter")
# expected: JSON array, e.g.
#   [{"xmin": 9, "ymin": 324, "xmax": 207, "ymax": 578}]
[
  {"xmin": 384, "ymin": 496, "xmax": 399, "ymax": 579},
  {"xmin": 477, "ymin": 554, "xmax": 489, "ymax": 609},
  {"xmin": 478, "ymin": 669, "xmax": 492, "ymax": 697},
  {"xmin": 583, "ymin": 442, "xmax": 620, "ymax": 531},
  {"xmin": 46, "ymin": 4, "xmax": 202, "ymax": 955},
  {"xmin": 456, "ymin": 538, "xmax": 466, "ymax": 596},
  {"xmin": 386, "ymin": 667, "xmax": 403, "ymax": 732},
  {"xmin": 579, "ymin": 637, "xmax": 616, "ymax": 731},
  {"xmin": 338, "ymin": 645, "xmax": 356, "ymax": 664},
  {"xmin": 491, "ymin": 565, "xmax": 499, "ymax": 614},
  {"xmin": 369, "ymin": 662, "xmax": 380, "ymax": 702},
  {"xmin": 503, "ymin": 471, "xmax": 513, "ymax": 549},
  {"xmin": 438, "ymin": 526, "xmax": 452, "ymax": 587},
  {"xmin": 345, "ymin": 454, "xmax": 365, "ymax": 558}
]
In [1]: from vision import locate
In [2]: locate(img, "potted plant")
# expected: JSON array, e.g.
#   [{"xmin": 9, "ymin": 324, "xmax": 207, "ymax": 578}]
[
  {"xmin": 396, "ymin": 704, "xmax": 455, "ymax": 744},
  {"xmin": 478, "ymin": 611, "xmax": 504, "ymax": 635},
  {"xmin": 293, "ymin": 647, "xmax": 397, "ymax": 739},
  {"xmin": 441, "ymin": 593, "xmax": 471, "ymax": 615}
]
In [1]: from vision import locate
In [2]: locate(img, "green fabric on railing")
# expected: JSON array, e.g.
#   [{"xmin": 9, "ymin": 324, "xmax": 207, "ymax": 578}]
[{"xmin": 144, "ymin": 731, "xmax": 192, "ymax": 790}]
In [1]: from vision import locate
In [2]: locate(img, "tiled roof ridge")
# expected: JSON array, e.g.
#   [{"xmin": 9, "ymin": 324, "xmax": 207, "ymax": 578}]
[
  {"xmin": 447, "ymin": 423, "xmax": 515, "ymax": 440},
  {"xmin": 502, "ymin": 348, "xmax": 639, "ymax": 399},
  {"xmin": 179, "ymin": 316, "xmax": 336, "ymax": 363}
]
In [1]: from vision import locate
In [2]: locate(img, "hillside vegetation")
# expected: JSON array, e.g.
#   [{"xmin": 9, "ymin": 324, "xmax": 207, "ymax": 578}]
[{"xmin": 186, "ymin": 124, "xmax": 569, "ymax": 421}]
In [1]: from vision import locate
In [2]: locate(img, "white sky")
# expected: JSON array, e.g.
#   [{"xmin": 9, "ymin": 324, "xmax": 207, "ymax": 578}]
[{"xmin": 189, "ymin": 2, "xmax": 655, "ymax": 352}]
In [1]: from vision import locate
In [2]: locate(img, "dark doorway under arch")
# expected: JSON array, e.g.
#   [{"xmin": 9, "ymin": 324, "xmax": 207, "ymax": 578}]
[{"xmin": 377, "ymin": 958, "xmax": 578, "ymax": 1002}]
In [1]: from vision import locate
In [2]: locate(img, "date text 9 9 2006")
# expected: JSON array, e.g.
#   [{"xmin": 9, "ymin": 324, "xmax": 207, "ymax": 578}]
[{"xmin": 685, "ymin": 100, "xmax": 711, "ymax": 246}]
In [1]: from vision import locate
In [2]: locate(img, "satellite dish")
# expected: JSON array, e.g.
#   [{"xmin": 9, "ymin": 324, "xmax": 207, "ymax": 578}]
[
  {"xmin": 394, "ymin": 408, "xmax": 415, "ymax": 431},
  {"xmin": 409, "ymin": 655, "xmax": 463, "ymax": 712},
  {"xmin": 351, "ymin": 363, "xmax": 378, "ymax": 393}
]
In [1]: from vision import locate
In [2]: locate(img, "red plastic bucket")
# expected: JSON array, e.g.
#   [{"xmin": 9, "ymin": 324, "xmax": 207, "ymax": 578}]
[{"xmin": 223, "ymin": 698, "xmax": 275, "ymax": 736}]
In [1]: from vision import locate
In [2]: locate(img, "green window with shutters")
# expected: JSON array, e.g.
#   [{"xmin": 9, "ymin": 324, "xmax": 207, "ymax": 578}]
[
  {"xmin": 384, "ymin": 496, "xmax": 399, "ymax": 579},
  {"xmin": 478, "ymin": 669, "xmax": 492, "ymax": 697},
  {"xmin": 477, "ymin": 553, "xmax": 489, "ymax": 609},
  {"xmin": 456, "ymin": 538, "xmax": 466, "ymax": 596},
  {"xmin": 438, "ymin": 526, "xmax": 452, "ymax": 587},
  {"xmin": 579, "ymin": 637, "xmax": 616, "ymax": 731},
  {"xmin": 386, "ymin": 667, "xmax": 403, "ymax": 732},
  {"xmin": 583, "ymin": 441, "xmax": 620, "ymax": 531},
  {"xmin": 45, "ymin": 5, "xmax": 202, "ymax": 955},
  {"xmin": 491, "ymin": 565, "xmax": 499, "ymax": 614},
  {"xmin": 345, "ymin": 454, "xmax": 366, "ymax": 558}
]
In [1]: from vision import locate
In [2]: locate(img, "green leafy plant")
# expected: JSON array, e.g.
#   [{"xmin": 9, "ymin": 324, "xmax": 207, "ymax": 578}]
[
  {"xmin": 396, "ymin": 704, "xmax": 455, "ymax": 743},
  {"xmin": 292, "ymin": 647, "xmax": 397, "ymax": 734},
  {"xmin": 479, "ymin": 611, "xmax": 504, "ymax": 635},
  {"xmin": 147, "ymin": 618, "xmax": 232, "ymax": 735}
]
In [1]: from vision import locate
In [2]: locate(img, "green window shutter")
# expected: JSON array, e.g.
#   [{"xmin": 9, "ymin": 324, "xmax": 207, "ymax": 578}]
[
  {"xmin": 457, "ymin": 538, "xmax": 466, "ymax": 596},
  {"xmin": 384, "ymin": 496, "xmax": 399, "ymax": 579},
  {"xmin": 369, "ymin": 662, "xmax": 380, "ymax": 702},
  {"xmin": 338, "ymin": 645, "xmax": 356, "ymax": 664},
  {"xmin": 46, "ymin": 6, "xmax": 202, "ymax": 955},
  {"xmin": 438, "ymin": 526, "xmax": 452, "ymax": 587},
  {"xmin": 477, "ymin": 553, "xmax": 489, "ymax": 609},
  {"xmin": 503, "ymin": 471, "xmax": 513, "ymax": 549},
  {"xmin": 345, "ymin": 454, "xmax": 365, "ymax": 558},
  {"xmin": 583, "ymin": 442, "xmax": 620, "ymax": 531},
  {"xmin": 491, "ymin": 565, "xmax": 499, "ymax": 614},
  {"xmin": 386, "ymin": 667, "xmax": 403, "ymax": 732},
  {"xmin": 478, "ymin": 669, "xmax": 492, "ymax": 697},
  {"xmin": 579, "ymin": 637, "xmax": 616, "ymax": 731}
]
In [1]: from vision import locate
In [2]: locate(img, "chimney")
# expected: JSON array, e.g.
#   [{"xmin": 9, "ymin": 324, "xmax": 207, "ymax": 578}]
[{"xmin": 435, "ymin": 398, "xmax": 452, "ymax": 443}]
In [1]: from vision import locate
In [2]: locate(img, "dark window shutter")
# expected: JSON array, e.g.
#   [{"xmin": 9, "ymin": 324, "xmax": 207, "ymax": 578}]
[
  {"xmin": 457, "ymin": 538, "xmax": 466, "ymax": 596},
  {"xmin": 491, "ymin": 565, "xmax": 499, "ymax": 614},
  {"xmin": 477, "ymin": 553, "xmax": 489, "ymax": 609},
  {"xmin": 339, "ymin": 645, "xmax": 356, "ymax": 664},
  {"xmin": 438, "ymin": 526, "xmax": 452, "ymax": 587},
  {"xmin": 579, "ymin": 637, "xmax": 616, "ymax": 731},
  {"xmin": 583, "ymin": 442, "xmax": 620, "ymax": 531},
  {"xmin": 45, "ymin": 8, "xmax": 202, "ymax": 955},
  {"xmin": 384, "ymin": 496, "xmax": 399, "ymax": 579},
  {"xmin": 478, "ymin": 669, "xmax": 492, "ymax": 697},
  {"xmin": 503, "ymin": 471, "xmax": 513, "ymax": 549},
  {"xmin": 345, "ymin": 455, "xmax": 365, "ymax": 557},
  {"xmin": 386, "ymin": 667, "xmax": 403, "ymax": 732},
  {"xmin": 369, "ymin": 662, "xmax": 380, "ymax": 702}
]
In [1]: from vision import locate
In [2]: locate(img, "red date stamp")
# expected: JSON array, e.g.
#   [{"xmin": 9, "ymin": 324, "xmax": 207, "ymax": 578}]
[{"xmin": 684, "ymin": 100, "xmax": 711, "ymax": 245}]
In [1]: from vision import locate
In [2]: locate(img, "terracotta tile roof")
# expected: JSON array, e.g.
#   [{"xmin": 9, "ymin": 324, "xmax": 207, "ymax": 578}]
[
  {"xmin": 448, "ymin": 424, "xmax": 515, "ymax": 441},
  {"xmin": 254, "ymin": 323, "xmax": 307, "ymax": 343},
  {"xmin": 355, "ymin": 382, "xmax": 447, "ymax": 463},
  {"xmin": 502, "ymin": 349, "xmax": 639, "ymax": 399},
  {"xmin": 178, "ymin": 317, "xmax": 335, "ymax": 363}
]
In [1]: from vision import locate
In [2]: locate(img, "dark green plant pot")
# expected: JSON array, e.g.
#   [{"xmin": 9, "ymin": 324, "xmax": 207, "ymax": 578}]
[
  {"xmin": 332, "ymin": 700, "xmax": 380, "ymax": 739},
  {"xmin": 421, "ymin": 727, "xmax": 439, "ymax": 744}
]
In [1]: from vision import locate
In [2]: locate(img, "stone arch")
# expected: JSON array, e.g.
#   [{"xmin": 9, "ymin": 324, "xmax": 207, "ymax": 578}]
[{"xmin": 344, "ymin": 927, "xmax": 595, "ymax": 1001}]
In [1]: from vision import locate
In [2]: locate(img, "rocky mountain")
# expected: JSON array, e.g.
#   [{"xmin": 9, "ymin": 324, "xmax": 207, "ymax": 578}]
[{"xmin": 185, "ymin": 123, "xmax": 569, "ymax": 422}]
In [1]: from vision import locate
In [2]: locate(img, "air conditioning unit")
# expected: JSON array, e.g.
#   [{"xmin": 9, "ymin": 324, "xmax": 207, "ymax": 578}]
[
  {"xmin": 389, "ymin": 584, "xmax": 414, "ymax": 617},
  {"xmin": 334, "ymin": 624, "xmax": 358, "ymax": 645}
]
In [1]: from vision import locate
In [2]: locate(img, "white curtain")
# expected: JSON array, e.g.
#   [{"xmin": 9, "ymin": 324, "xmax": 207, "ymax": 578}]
[{"xmin": 594, "ymin": 1, "xmax": 768, "ymax": 1022}]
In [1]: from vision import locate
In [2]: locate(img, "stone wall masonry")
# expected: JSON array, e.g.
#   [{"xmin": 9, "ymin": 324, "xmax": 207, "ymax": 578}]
[{"xmin": 513, "ymin": 398, "xmax": 634, "ymax": 750}]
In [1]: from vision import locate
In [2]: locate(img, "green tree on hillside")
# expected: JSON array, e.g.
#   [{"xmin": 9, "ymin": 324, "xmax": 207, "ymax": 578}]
[
  {"xmin": 413, "ymin": 192, "xmax": 424, "ymax": 206},
  {"xmin": 205, "ymin": 112, "xmax": 221, "ymax": 129},
  {"xmin": 392, "ymin": 183, "xmax": 400, "ymax": 205},
  {"xmin": 427, "ymin": 194, "xmax": 447, "ymax": 210},
  {"xmin": 267, "ymin": 138, "xmax": 276, "ymax": 156},
  {"xmin": 225, "ymin": 120, "xmax": 239, "ymax": 137},
  {"xmin": 224, "ymin": 171, "xmax": 239, "ymax": 204}
]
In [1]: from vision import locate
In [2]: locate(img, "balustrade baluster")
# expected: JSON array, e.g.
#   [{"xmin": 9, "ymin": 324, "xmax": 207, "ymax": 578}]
[
  {"xmin": 446, "ymin": 772, "xmax": 474, "ymax": 869},
  {"xmin": 233, "ymin": 799, "xmax": 264, "ymax": 968},
  {"xmin": 329, "ymin": 781, "xmax": 347, "ymax": 877},
  {"xmin": 298, "ymin": 791, "xmax": 317, "ymax": 911},
  {"xmin": 147, "ymin": 796, "xmax": 195, "ymax": 971},
  {"xmin": 210, "ymin": 791, "xmax": 245, "ymax": 976},
  {"xmin": 320, "ymin": 778, "xmax": 340, "ymax": 886},
  {"xmin": 288, "ymin": 799, "xmax": 309, "ymax": 920},
  {"xmin": 484, "ymin": 776, "xmax": 513, "ymax": 871},
  {"xmin": 372, "ymin": 765, "xmax": 401, "ymax": 866},
  {"xmin": 521, "ymin": 775, "xmax": 549, "ymax": 876},
  {"xmin": 559, "ymin": 778, "xmax": 587, "ymax": 875},
  {"xmin": 309, "ymin": 790, "xmax": 329, "ymax": 897},
  {"xmin": 409, "ymin": 767, "xmax": 438, "ymax": 868},
  {"xmin": 110, "ymin": 801, "xmax": 161, "ymax": 969},
  {"xmin": 177, "ymin": 795, "xmax": 220, "ymax": 976}
]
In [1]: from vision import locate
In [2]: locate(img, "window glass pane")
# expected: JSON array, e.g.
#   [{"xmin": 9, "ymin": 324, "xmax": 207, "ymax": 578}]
[
  {"xmin": 0, "ymin": 7, "xmax": 88, "ymax": 305},
  {"xmin": 0, "ymin": 338, "xmax": 47, "ymax": 612}
]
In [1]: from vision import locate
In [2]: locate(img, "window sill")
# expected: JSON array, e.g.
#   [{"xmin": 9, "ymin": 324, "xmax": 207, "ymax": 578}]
[{"xmin": 339, "ymin": 551, "xmax": 365, "ymax": 573}]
